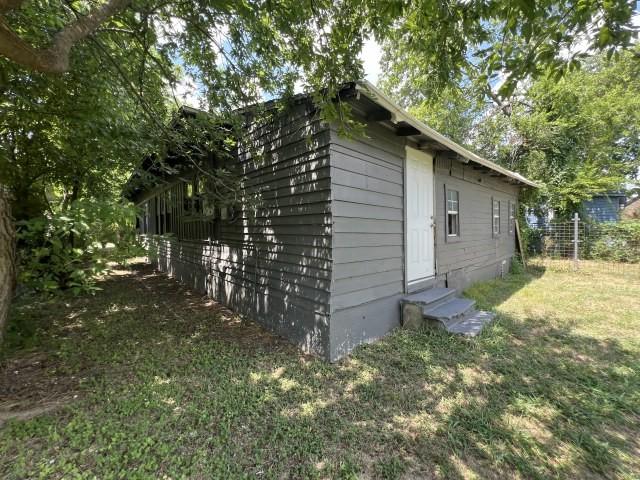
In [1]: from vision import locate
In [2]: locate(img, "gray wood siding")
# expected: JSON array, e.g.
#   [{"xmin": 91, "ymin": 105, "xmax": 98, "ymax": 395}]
[
  {"xmin": 327, "ymin": 124, "xmax": 523, "ymax": 360},
  {"xmin": 145, "ymin": 103, "xmax": 333, "ymax": 358},
  {"xmin": 328, "ymin": 123, "xmax": 406, "ymax": 360},
  {"xmin": 434, "ymin": 156, "xmax": 519, "ymax": 290},
  {"xmin": 329, "ymin": 123, "xmax": 406, "ymax": 310},
  {"xmin": 142, "ymin": 103, "xmax": 526, "ymax": 362}
]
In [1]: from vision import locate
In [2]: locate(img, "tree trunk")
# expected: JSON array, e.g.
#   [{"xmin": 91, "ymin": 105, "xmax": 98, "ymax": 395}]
[
  {"xmin": 0, "ymin": 186, "xmax": 16, "ymax": 345},
  {"xmin": 66, "ymin": 181, "xmax": 80, "ymax": 248},
  {"xmin": 0, "ymin": 0, "xmax": 131, "ymax": 73}
]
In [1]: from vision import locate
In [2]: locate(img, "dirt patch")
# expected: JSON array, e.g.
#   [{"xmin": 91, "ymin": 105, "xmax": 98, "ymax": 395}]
[
  {"xmin": 0, "ymin": 402, "xmax": 67, "ymax": 427},
  {"xmin": 0, "ymin": 261, "xmax": 300, "ymax": 429},
  {"xmin": 124, "ymin": 262, "xmax": 300, "ymax": 354},
  {"xmin": 0, "ymin": 351, "xmax": 78, "ymax": 427}
]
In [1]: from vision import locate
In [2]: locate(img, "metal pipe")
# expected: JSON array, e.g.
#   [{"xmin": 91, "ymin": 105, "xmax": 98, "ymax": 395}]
[{"xmin": 573, "ymin": 212, "xmax": 579, "ymax": 267}]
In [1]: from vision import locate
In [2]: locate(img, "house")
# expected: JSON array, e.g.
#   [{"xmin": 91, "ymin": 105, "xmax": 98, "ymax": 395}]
[
  {"xmin": 127, "ymin": 81, "xmax": 537, "ymax": 361},
  {"xmin": 582, "ymin": 192, "xmax": 626, "ymax": 222},
  {"xmin": 621, "ymin": 196, "xmax": 639, "ymax": 220}
]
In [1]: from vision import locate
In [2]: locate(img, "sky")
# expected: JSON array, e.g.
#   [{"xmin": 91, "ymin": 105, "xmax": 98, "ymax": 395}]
[{"xmin": 360, "ymin": 36, "xmax": 382, "ymax": 85}]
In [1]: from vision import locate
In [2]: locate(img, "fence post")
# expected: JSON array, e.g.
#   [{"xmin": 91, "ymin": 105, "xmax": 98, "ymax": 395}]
[{"xmin": 573, "ymin": 212, "xmax": 580, "ymax": 268}]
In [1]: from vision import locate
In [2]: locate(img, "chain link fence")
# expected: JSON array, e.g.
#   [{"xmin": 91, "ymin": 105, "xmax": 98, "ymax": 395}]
[{"xmin": 523, "ymin": 215, "xmax": 640, "ymax": 278}]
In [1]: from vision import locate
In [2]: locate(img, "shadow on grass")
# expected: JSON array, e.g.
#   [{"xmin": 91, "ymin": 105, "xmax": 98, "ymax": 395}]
[
  {"xmin": 462, "ymin": 264, "xmax": 546, "ymax": 312},
  {"xmin": 2, "ymin": 261, "xmax": 638, "ymax": 479}
]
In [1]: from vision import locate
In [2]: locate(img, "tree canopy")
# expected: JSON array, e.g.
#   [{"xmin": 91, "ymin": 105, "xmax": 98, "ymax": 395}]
[
  {"xmin": 0, "ymin": 25, "xmax": 167, "ymax": 219},
  {"xmin": 383, "ymin": 47, "xmax": 640, "ymax": 216},
  {"xmin": 380, "ymin": 0, "xmax": 638, "ymax": 102},
  {"xmin": 506, "ymin": 50, "xmax": 640, "ymax": 213},
  {"xmin": 0, "ymin": 0, "xmax": 638, "ymax": 214},
  {"xmin": 2, "ymin": 0, "xmax": 637, "ymax": 99}
]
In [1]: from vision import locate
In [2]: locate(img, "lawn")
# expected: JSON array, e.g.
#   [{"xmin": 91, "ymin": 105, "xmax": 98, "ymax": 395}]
[{"xmin": 1, "ymin": 260, "xmax": 639, "ymax": 479}]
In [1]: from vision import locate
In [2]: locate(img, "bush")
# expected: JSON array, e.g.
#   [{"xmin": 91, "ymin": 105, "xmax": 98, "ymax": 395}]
[
  {"xmin": 17, "ymin": 199, "xmax": 143, "ymax": 295},
  {"xmin": 584, "ymin": 221, "xmax": 640, "ymax": 263},
  {"xmin": 511, "ymin": 254, "xmax": 525, "ymax": 274},
  {"xmin": 520, "ymin": 223, "xmax": 543, "ymax": 256}
]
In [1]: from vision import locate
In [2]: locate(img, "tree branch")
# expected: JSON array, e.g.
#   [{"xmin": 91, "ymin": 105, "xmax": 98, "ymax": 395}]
[
  {"xmin": 486, "ymin": 87, "xmax": 512, "ymax": 117},
  {"xmin": 0, "ymin": 0, "xmax": 24, "ymax": 15},
  {"xmin": 0, "ymin": 0, "xmax": 131, "ymax": 73}
]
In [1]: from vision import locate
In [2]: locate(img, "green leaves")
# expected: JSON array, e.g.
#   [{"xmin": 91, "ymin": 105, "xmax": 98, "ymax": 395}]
[
  {"xmin": 586, "ymin": 221, "xmax": 640, "ymax": 263},
  {"xmin": 388, "ymin": 46, "xmax": 640, "ymax": 217},
  {"xmin": 16, "ymin": 198, "xmax": 142, "ymax": 295},
  {"xmin": 380, "ymin": 0, "xmax": 638, "ymax": 104}
]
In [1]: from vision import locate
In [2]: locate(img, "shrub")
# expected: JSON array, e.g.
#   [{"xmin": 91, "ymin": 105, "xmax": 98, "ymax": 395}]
[
  {"xmin": 584, "ymin": 221, "xmax": 640, "ymax": 263},
  {"xmin": 16, "ymin": 199, "xmax": 143, "ymax": 295},
  {"xmin": 511, "ymin": 254, "xmax": 525, "ymax": 274},
  {"xmin": 520, "ymin": 223, "xmax": 543, "ymax": 255}
]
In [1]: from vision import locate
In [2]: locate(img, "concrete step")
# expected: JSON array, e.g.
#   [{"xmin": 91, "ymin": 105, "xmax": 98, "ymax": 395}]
[
  {"xmin": 400, "ymin": 285, "xmax": 495, "ymax": 336},
  {"xmin": 446, "ymin": 310, "xmax": 495, "ymax": 337},
  {"xmin": 401, "ymin": 287, "xmax": 456, "ymax": 309},
  {"xmin": 423, "ymin": 297, "xmax": 476, "ymax": 324}
]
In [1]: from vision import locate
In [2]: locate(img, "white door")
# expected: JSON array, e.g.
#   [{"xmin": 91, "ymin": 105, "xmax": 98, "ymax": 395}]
[{"xmin": 406, "ymin": 147, "xmax": 435, "ymax": 283}]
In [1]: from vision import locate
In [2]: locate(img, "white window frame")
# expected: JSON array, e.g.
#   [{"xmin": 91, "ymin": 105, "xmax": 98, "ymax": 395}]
[
  {"xmin": 508, "ymin": 200, "xmax": 516, "ymax": 235},
  {"xmin": 446, "ymin": 188, "xmax": 460, "ymax": 239},
  {"xmin": 492, "ymin": 198, "xmax": 501, "ymax": 236}
]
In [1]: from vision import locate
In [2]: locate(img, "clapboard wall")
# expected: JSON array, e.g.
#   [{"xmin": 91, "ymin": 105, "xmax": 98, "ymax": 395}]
[
  {"xmin": 583, "ymin": 195, "xmax": 624, "ymax": 222},
  {"xmin": 145, "ymin": 102, "xmax": 333, "ymax": 358},
  {"xmin": 140, "ymin": 103, "xmax": 523, "ymax": 362},
  {"xmin": 433, "ymin": 156, "xmax": 519, "ymax": 291},
  {"xmin": 327, "ymin": 123, "xmax": 519, "ymax": 360},
  {"xmin": 328, "ymin": 123, "xmax": 407, "ymax": 361}
]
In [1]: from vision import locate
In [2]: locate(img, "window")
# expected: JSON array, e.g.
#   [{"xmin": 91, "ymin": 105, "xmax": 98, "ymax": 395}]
[
  {"xmin": 143, "ymin": 201, "xmax": 148, "ymax": 233},
  {"xmin": 165, "ymin": 190, "xmax": 173, "ymax": 233},
  {"xmin": 446, "ymin": 189, "xmax": 460, "ymax": 237},
  {"xmin": 184, "ymin": 181, "xmax": 195, "ymax": 214},
  {"xmin": 508, "ymin": 201, "xmax": 516, "ymax": 235},
  {"xmin": 492, "ymin": 199, "xmax": 501, "ymax": 235},
  {"xmin": 191, "ymin": 176, "xmax": 206, "ymax": 214},
  {"xmin": 156, "ymin": 195, "xmax": 164, "ymax": 234}
]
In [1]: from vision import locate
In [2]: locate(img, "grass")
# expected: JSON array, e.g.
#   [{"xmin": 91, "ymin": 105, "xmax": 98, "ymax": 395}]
[{"xmin": 1, "ymin": 260, "xmax": 639, "ymax": 479}]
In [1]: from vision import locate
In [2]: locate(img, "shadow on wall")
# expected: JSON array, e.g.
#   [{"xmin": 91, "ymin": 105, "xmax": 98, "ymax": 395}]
[{"xmin": 144, "ymin": 105, "xmax": 335, "ymax": 358}]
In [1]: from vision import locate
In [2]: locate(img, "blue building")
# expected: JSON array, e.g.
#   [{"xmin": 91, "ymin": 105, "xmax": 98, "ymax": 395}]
[{"xmin": 582, "ymin": 193, "xmax": 626, "ymax": 223}]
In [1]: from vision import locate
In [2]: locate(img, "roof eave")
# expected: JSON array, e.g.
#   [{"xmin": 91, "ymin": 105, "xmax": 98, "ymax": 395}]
[{"xmin": 355, "ymin": 81, "xmax": 540, "ymax": 188}]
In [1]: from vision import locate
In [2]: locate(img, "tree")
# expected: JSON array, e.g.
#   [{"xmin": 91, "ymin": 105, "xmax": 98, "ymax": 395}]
[
  {"xmin": 0, "ymin": 30, "xmax": 168, "ymax": 219},
  {"xmin": 0, "ymin": 0, "xmax": 367, "ymax": 104},
  {"xmin": 502, "ymin": 50, "xmax": 640, "ymax": 214},
  {"xmin": 405, "ymin": 83, "xmax": 487, "ymax": 146},
  {"xmin": 0, "ymin": 0, "xmax": 374, "ymax": 211},
  {"xmin": 2, "ymin": 1, "xmax": 637, "ymax": 158},
  {"xmin": 0, "ymin": 5, "xmax": 171, "ymax": 336},
  {"xmin": 380, "ymin": 0, "xmax": 638, "ymax": 103},
  {"xmin": 0, "ymin": 0, "xmax": 130, "ymax": 73},
  {"xmin": 383, "ymin": 48, "xmax": 640, "ymax": 216},
  {"xmin": 0, "ymin": 185, "xmax": 15, "ymax": 343},
  {"xmin": 1, "ymin": 0, "xmax": 637, "ymax": 100}
]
